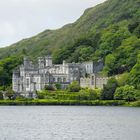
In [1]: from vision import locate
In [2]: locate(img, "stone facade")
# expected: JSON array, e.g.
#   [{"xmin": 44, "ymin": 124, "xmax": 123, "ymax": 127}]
[
  {"xmin": 13, "ymin": 56, "xmax": 85, "ymax": 95},
  {"xmin": 82, "ymin": 60, "xmax": 103, "ymax": 74},
  {"xmin": 12, "ymin": 56, "xmax": 108, "ymax": 97},
  {"xmin": 80, "ymin": 74, "xmax": 108, "ymax": 89}
]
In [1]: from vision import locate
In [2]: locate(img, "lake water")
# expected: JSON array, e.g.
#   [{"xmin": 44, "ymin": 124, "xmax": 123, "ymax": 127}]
[{"xmin": 0, "ymin": 106, "xmax": 140, "ymax": 140}]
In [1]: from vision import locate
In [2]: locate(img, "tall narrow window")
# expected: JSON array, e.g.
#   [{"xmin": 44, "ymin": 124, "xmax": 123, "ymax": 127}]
[
  {"xmin": 26, "ymin": 79, "xmax": 30, "ymax": 88},
  {"xmin": 53, "ymin": 78, "xmax": 55, "ymax": 82},
  {"xmin": 58, "ymin": 77, "xmax": 61, "ymax": 82},
  {"xmin": 92, "ymin": 76, "xmax": 94, "ymax": 85},
  {"xmin": 63, "ymin": 78, "xmax": 66, "ymax": 82}
]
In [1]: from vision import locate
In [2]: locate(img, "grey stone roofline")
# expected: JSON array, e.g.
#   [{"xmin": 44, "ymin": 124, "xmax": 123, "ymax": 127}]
[{"xmin": 17, "ymin": 56, "xmax": 103, "ymax": 72}]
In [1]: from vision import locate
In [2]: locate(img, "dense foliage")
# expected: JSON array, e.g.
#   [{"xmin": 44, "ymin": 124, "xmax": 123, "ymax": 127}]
[
  {"xmin": 114, "ymin": 85, "xmax": 137, "ymax": 101},
  {"xmin": 101, "ymin": 78, "xmax": 118, "ymax": 100},
  {"xmin": 0, "ymin": 92, "xmax": 3, "ymax": 100},
  {"xmin": 0, "ymin": 56, "xmax": 23, "ymax": 87},
  {"xmin": 68, "ymin": 81, "xmax": 81, "ymax": 92},
  {"xmin": 37, "ymin": 88, "xmax": 101, "ymax": 101}
]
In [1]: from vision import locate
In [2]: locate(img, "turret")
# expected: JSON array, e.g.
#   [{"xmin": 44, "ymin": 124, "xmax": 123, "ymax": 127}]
[
  {"xmin": 12, "ymin": 70, "xmax": 20, "ymax": 92},
  {"xmin": 63, "ymin": 60, "xmax": 66, "ymax": 66},
  {"xmin": 63, "ymin": 60, "xmax": 66, "ymax": 73},
  {"xmin": 45, "ymin": 56, "xmax": 52, "ymax": 67},
  {"xmin": 38, "ymin": 57, "xmax": 45, "ymax": 68},
  {"xmin": 23, "ymin": 57, "xmax": 29, "ymax": 67}
]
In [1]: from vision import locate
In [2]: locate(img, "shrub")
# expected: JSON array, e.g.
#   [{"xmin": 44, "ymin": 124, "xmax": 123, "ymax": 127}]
[
  {"xmin": 68, "ymin": 81, "xmax": 80, "ymax": 92},
  {"xmin": 135, "ymin": 90, "xmax": 140, "ymax": 100},
  {"xmin": 101, "ymin": 77, "xmax": 118, "ymax": 100},
  {"xmin": 114, "ymin": 87, "xmax": 124, "ymax": 100},
  {"xmin": 37, "ymin": 91, "xmax": 45, "ymax": 99},
  {"xmin": 5, "ymin": 89, "xmax": 15, "ymax": 100},
  {"xmin": 55, "ymin": 83, "xmax": 61, "ymax": 90},
  {"xmin": 0, "ymin": 91, "xmax": 3, "ymax": 100},
  {"xmin": 44, "ymin": 84, "xmax": 55, "ymax": 91},
  {"xmin": 114, "ymin": 85, "xmax": 137, "ymax": 101},
  {"xmin": 16, "ymin": 96, "xmax": 26, "ymax": 101},
  {"xmin": 0, "ymin": 86, "xmax": 6, "ymax": 91},
  {"xmin": 117, "ymin": 73, "xmax": 129, "ymax": 86},
  {"xmin": 79, "ymin": 88, "xmax": 99, "ymax": 100}
]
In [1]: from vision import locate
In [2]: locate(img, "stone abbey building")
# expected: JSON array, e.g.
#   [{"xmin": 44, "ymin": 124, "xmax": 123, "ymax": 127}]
[{"xmin": 12, "ymin": 56, "xmax": 108, "ymax": 96}]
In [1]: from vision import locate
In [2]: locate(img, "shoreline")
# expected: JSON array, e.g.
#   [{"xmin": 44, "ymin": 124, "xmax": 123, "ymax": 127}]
[{"xmin": 0, "ymin": 100, "xmax": 139, "ymax": 107}]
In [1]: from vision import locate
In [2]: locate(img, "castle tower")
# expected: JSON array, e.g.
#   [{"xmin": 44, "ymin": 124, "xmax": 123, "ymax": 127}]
[
  {"xmin": 63, "ymin": 60, "xmax": 66, "ymax": 73},
  {"xmin": 45, "ymin": 56, "xmax": 52, "ymax": 67},
  {"xmin": 23, "ymin": 57, "xmax": 30, "ymax": 68},
  {"xmin": 38, "ymin": 57, "xmax": 45, "ymax": 68},
  {"xmin": 12, "ymin": 70, "xmax": 20, "ymax": 92}
]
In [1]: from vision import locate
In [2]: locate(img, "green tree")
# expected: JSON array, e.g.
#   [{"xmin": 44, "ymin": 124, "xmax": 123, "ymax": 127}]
[
  {"xmin": 129, "ymin": 54, "xmax": 140, "ymax": 88},
  {"xmin": 68, "ymin": 81, "xmax": 80, "ymax": 92},
  {"xmin": 104, "ymin": 54, "xmax": 116, "ymax": 75},
  {"xmin": 101, "ymin": 78, "xmax": 118, "ymax": 100},
  {"xmin": 79, "ymin": 88, "xmax": 99, "ymax": 100},
  {"xmin": 134, "ymin": 24, "xmax": 140, "ymax": 38},
  {"xmin": 5, "ymin": 89, "xmax": 14, "ymax": 100},
  {"xmin": 44, "ymin": 84, "xmax": 55, "ymax": 91},
  {"xmin": 114, "ymin": 85, "xmax": 137, "ymax": 101},
  {"xmin": 114, "ymin": 86, "xmax": 124, "ymax": 100},
  {"xmin": 117, "ymin": 73, "xmax": 129, "ymax": 86},
  {"xmin": 128, "ymin": 20, "xmax": 139, "ymax": 33},
  {"xmin": 0, "ymin": 91, "xmax": 3, "ymax": 100},
  {"xmin": 0, "ymin": 56, "xmax": 23, "ymax": 86},
  {"xmin": 55, "ymin": 83, "xmax": 61, "ymax": 90},
  {"xmin": 37, "ymin": 91, "xmax": 45, "ymax": 99},
  {"xmin": 0, "ymin": 67, "xmax": 9, "ymax": 86},
  {"xmin": 68, "ymin": 45, "xmax": 94, "ymax": 63}
]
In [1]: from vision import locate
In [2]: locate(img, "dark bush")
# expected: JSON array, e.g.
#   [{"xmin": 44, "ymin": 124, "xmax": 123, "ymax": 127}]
[
  {"xmin": 45, "ymin": 85, "xmax": 55, "ymax": 91},
  {"xmin": 101, "ymin": 77, "xmax": 118, "ymax": 100},
  {"xmin": 68, "ymin": 81, "xmax": 80, "ymax": 92}
]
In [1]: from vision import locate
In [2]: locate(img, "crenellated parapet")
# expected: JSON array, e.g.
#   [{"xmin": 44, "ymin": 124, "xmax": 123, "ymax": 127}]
[{"xmin": 80, "ymin": 74, "xmax": 108, "ymax": 89}]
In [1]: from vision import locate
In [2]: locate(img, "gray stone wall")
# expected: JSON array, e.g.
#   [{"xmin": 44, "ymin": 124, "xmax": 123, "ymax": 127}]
[
  {"xmin": 80, "ymin": 74, "xmax": 108, "ymax": 89},
  {"xmin": 82, "ymin": 60, "xmax": 103, "ymax": 74}
]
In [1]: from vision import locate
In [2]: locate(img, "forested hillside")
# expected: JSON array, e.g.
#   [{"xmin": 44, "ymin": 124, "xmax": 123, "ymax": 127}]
[{"xmin": 0, "ymin": 0, "xmax": 140, "ymax": 88}]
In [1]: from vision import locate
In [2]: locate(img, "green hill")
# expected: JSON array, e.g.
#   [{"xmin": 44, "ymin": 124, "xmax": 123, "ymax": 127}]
[{"xmin": 0, "ymin": 0, "xmax": 140, "ymax": 87}]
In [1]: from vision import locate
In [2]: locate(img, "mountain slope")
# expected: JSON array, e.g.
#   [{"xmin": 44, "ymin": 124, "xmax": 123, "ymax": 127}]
[
  {"xmin": 0, "ymin": 0, "xmax": 139, "ymax": 59},
  {"xmin": 0, "ymin": 0, "xmax": 140, "ymax": 86}
]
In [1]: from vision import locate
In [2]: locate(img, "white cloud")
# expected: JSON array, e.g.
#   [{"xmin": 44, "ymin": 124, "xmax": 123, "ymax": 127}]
[{"xmin": 0, "ymin": 0, "xmax": 106, "ymax": 47}]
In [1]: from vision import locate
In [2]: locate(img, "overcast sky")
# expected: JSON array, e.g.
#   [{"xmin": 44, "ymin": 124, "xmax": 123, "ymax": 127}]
[{"xmin": 0, "ymin": 0, "xmax": 106, "ymax": 48}]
